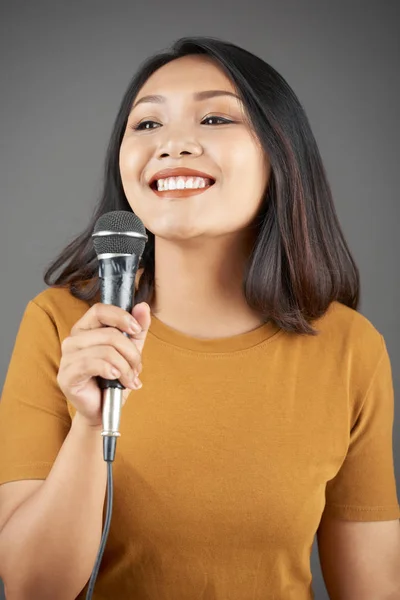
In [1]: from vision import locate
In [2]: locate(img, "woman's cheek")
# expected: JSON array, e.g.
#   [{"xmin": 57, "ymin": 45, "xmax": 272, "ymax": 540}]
[{"xmin": 119, "ymin": 147, "xmax": 137, "ymax": 182}]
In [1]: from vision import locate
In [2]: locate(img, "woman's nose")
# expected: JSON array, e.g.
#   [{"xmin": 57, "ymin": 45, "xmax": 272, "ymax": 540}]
[{"xmin": 156, "ymin": 132, "xmax": 203, "ymax": 159}]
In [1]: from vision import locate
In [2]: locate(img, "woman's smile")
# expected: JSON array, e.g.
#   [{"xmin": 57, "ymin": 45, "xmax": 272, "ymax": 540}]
[{"xmin": 150, "ymin": 176, "xmax": 216, "ymax": 199}]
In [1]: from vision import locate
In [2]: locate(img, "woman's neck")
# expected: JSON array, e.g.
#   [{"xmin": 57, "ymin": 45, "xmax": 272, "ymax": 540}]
[{"xmin": 148, "ymin": 234, "xmax": 265, "ymax": 339}]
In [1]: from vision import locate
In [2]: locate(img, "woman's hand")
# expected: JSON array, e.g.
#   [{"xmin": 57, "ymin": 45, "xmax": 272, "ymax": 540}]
[{"xmin": 57, "ymin": 302, "xmax": 151, "ymax": 428}]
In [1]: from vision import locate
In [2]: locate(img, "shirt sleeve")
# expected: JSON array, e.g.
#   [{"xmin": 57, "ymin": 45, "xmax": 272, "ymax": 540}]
[
  {"xmin": 0, "ymin": 299, "xmax": 71, "ymax": 485},
  {"xmin": 323, "ymin": 335, "xmax": 400, "ymax": 521}
]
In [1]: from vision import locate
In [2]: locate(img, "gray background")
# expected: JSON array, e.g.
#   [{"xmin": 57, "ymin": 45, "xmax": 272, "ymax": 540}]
[{"xmin": 0, "ymin": 1, "xmax": 399, "ymax": 598}]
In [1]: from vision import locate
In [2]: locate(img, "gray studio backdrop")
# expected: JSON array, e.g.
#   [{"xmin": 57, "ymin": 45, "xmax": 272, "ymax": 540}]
[{"xmin": 0, "ymin": 1, "xmax": 399, "ymax": 599}]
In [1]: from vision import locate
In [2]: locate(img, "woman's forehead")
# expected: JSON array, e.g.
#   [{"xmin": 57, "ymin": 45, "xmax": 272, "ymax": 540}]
[{"xmin": 136, "ymin": 56, "xmax": 236, "ymax": 99}]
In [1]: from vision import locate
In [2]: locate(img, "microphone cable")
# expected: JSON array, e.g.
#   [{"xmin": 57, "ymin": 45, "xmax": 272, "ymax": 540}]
[{"xmin": 85, "ymin": 436, "xmax": 116, "ymax": 599}]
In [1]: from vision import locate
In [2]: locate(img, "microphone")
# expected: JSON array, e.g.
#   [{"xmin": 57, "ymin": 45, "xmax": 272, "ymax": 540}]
[{"xmin": 92, "ymin": 210, "xmax": 147, "ymax": 462}]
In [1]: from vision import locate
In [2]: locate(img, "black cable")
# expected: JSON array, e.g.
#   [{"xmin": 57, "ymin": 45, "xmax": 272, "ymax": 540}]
[{"xmin": 85, "ymin": 437, "xmax": 115, "ymax": 599}]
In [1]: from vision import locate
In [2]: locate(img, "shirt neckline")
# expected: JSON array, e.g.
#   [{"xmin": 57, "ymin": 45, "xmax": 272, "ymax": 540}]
[{"xmin": 148, "ymin": 312, "xmax": 281, "ymax": 353}]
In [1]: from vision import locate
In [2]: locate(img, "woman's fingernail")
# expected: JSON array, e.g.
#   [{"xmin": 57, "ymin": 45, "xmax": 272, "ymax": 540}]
[
  {"xmin": 133, "ymin": 376, "xmax": 143, "ymax": 389},
  {"xmin": 129, "ymin": 320, "xmax": 142, "ymax": 334}
]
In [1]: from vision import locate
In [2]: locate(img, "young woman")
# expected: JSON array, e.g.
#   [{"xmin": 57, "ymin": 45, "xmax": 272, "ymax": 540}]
[{"xmin": 0, "ymin": 36, "xmax": 399, "ymax": 600}]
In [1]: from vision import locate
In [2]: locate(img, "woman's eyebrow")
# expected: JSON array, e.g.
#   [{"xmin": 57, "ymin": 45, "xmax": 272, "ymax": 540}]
[{"xmin": 131, "ymin": 90, "xmax": 241, "ymax": 112}]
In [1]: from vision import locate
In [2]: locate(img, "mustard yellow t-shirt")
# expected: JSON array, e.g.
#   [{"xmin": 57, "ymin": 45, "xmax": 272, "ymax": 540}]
[{"xmin": 0, "ymin": 286, "xmax": 399, "ymax": 600}]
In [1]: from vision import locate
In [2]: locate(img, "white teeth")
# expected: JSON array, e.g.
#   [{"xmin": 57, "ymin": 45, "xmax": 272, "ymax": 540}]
[
  {"xmin": 156, "ymin": 176, "xmax": 212, "ymax": 191},
  {"xmin": 196, "ymin": 178, "xmax": 205, "ymax": 188},
  {"xmin": 169, "ymin": 178, "xmax": 178, "ymax": 190}
]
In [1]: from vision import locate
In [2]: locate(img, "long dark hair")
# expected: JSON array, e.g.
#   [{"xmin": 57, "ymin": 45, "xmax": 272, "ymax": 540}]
[{"xmin": 44, "ymin": 36, "xmax": 360, "ymax": 335}]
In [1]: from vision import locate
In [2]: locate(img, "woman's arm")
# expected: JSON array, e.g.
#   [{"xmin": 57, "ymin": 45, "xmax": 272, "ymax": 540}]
[
  {"xmin": 0, "ymin": 413, "xmax": 106, "ymax": 600},
  {"xmin": 317, "ymin": 513, "xmax": 400, "ymax": 599}
]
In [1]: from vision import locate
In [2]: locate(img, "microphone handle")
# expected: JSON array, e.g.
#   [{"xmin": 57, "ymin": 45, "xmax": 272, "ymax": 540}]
[{"xmin": 97, "ymin": 253, "xmax": 139, "ymax": 391}]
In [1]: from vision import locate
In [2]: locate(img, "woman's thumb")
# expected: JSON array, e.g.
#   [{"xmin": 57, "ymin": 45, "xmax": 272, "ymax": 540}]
[{"xmin": 130, "ymin": 302, "xmax": 152, "ymax": 352}]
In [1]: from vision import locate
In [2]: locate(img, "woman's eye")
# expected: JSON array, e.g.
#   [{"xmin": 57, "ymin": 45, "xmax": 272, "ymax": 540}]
[
  {"xmin": 133, "ymin": 120, "xmax": 160, "ymax": 131},
  {"xmin": 202, "ymin": 116, "xmax": 233, "ymax": 125},
  {"xmin": 132, "ymin": 116, "xmax": 233, "ymax": 131}
]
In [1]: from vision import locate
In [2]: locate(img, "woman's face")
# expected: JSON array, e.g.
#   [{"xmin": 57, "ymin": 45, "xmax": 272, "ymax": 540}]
[{"xmin": 119, "ymin": 55, "xmax": 270, "ymax": 241}]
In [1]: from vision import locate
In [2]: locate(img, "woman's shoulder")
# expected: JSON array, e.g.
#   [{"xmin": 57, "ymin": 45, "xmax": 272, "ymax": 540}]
[
  {"xmin": 322, "ymin": 300, "xmax": 382, "ymax": 335},
  {"xmin": 29, "ymin": 285, "xmax": 92, "ymax": 335},
  {"xmin": 313, "ymin": 300, "xmax": 386, "ymax": 364}
]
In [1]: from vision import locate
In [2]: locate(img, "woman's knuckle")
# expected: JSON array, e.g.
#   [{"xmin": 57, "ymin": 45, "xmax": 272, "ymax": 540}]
[
  {"xmin": 93, "ymin": 302, "xmax": 102, "ymax": 313},
  {"xmin": 103, "ymin": 345, "xmax": 116, "ymax": 361},
  {"xmin": 92, "ymin": 302, "xmax": 103, "ymax": 320},
  {"xmin": 70, "ymin": 322, "xmax": 79, "ymax": 335},
  {"xmin": 61, "ymin": 337, "xmax": 71, "ymax": 352}
]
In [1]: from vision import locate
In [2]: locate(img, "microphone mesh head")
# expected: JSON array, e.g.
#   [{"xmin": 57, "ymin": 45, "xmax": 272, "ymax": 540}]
[{"xmin": 92, "ymin": 210, "xmax": 147, "ymax": 256}]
